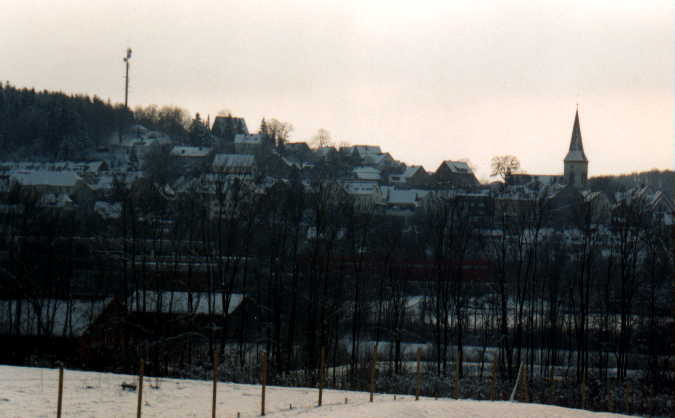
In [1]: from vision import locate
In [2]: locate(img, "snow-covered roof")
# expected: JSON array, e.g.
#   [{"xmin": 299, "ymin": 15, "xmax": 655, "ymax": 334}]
[
  {"xmin": 170, "ymin": 146, "xmax": 212, "ymax": 158},
  {"xmin": 371, "ymin": 153, "xmax": 393, "ymax": 166},
  {"xmin": 0, "ymin": 298, "xmax": 111, "ymax": 337},
  {"xmin": 10, "ymin": 170, "xmax": 82, "ymax": 187},
  {"xmin": 353, "ymin": 166, "xmax": 381, "ymax": 181},
  {"xmin": 0, "ymin": 161, "xmax": 107, "ymax": 174},
  {"xmin": 387, "ymin": 189, "xmax": 419, "ymax": 205},
  {"xmin": 403, "ymin": 166, "xmax": 424, "ymax": 178},
  {"xmin": 212, "ymin": 154, "xmax": 255, "ymax": 169},
  {"xmin": 443, "ymin": 161, "xmax": 472, "ymax": 173},
  {"xmin": 234, "ymin": 134, "xmax": 264, "ymax": 145},
  {"xmin": 127, "ymin": 291, "xmax": 245, "ymax": 315}
]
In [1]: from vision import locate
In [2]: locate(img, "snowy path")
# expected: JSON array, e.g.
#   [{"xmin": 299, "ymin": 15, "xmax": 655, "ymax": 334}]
[{"xmin": 0, "ymin": 365, "xmax": 629, "ymax": 417}]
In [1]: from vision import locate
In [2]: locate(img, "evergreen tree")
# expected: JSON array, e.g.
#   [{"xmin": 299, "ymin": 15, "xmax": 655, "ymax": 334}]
[{"xmin": 188, "ymin": 112, "xmax": 211, "ymax": 146}]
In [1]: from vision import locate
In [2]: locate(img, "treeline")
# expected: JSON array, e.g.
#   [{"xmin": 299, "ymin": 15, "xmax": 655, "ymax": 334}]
[
  {"xmin": 590, "ymin": 169, "xmax": 674, "ymax": 197},
  {"xmin": 0, "ymin": 175, "xmax": 670, "ymax": 393},
  {"xmin": 0, "ymin": 83, "xmax": 134, "ymax": 160}
]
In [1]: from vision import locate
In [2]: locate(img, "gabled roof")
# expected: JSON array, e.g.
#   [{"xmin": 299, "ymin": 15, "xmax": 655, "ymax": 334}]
[
  {"xmin": 564, "ymin": 110, "xmax": 588, "ymax": 163},
  {"xmin": 170, "ymin": 146, "xmax": 212, "ymax": 158},
  {"xmin": 234, "ymin": 133, "xmax": 264, "ymax": 145},
  {"xmin": 212, "ymin": 154, "xmax": 256, "ymax": 169},
  {"xmin": 343, "ymin": 145, "xmax": 382, "ymax": 157},
  {"xmin": 10, "ymin": 170, "xmax": 82, "ymax": 187},
  {"xmin": 403, "ymin": 165, "xmax": 425, "ymax": 178},
  {"xmin": 442, "ymin": 160, "xmax": 472, "ymax": 173},
  {"xmin": 353, "ymin": 166, "xmax": 381, "ymax": 181},
  {"xmin": 387, "ymin": 189, "xmax": 427, "ymax": 205},
  {"xmin": 285, "ymin": 142, "xmax": 311, "ymax": 153}
]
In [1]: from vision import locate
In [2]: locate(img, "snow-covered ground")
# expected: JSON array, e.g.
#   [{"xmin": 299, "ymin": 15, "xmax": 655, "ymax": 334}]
[{"xmin": 0, "ymin": 365, "xmax": 630, "ymax": 417}]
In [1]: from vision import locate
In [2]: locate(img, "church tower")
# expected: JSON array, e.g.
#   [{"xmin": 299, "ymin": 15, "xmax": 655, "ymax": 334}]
[{"xmin": 564, "ymin": 109, "xmax": 588, "ymax": 188}]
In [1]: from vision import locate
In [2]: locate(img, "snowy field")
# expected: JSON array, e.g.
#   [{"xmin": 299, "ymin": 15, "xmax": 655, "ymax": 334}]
[{"xmin": 0, "ymin": 365, "xmax": 631, "ymax": 417}]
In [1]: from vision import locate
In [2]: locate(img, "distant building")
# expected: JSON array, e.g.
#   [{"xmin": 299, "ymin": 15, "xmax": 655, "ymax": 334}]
[
  {"xmin": 506, "ymin": 174, "xmax": 562, "ymax": 187},
  {"xmin": 9, "ymin": 170, "xmax": 84, "ymax": 195},
  {"xmin": 170, "ymin": 146, "xmax": 213, "ymax": 172},
  {"xmin": 353, "ymin": 166, "xmax": 382, "ymax": 181},
  {"xmin": 433, "ymin": 161, "xmax": 480, "ymax": 188},
  {"xmin": 212, "ymin": 153, "xmax": 257, "ymax": 176},
  {"xmin": 234, "ymin": 134, "xmax": 264, "ymax": 153},
  {"xmin": 342, "ymin": 179, "xmax": 385, "ymax": 211},
  {"xmin": 389, "ymin": 165, "xmax": 432, "ymax": 187},
  {"xmin": 211, "ymin": 115, "xmax": 249, "ymax": 139},
  {"xmin": 564, "ymin": 110, "xmax": 589, "ymax": 188},
  {"xmin": 508, "ymin": 109, "xmax": 589, "ymax": 189}
]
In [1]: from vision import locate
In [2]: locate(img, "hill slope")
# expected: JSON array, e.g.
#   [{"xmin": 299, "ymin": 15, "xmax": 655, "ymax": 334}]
[{"xmin": 0, "ymin": 365, "xmax": 629, "ymax": 417}]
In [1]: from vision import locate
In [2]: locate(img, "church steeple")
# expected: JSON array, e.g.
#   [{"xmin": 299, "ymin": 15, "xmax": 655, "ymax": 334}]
[
  {"xmin": 564, "ymin": 109, "xmax": 588, "ymax": 163},
  {"xmin": 563, "ymin": 108, "xmax": 588, "ymax": 188}
]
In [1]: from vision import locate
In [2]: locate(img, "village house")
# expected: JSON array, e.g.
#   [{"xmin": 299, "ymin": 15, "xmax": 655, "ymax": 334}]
[
  {"xmin": 352, "ymin": 166, "xmax": 382, "ymax": 181},
  {"xmin": 384, "ymin": 188, "xmax": 429, "ymax": 216},
  {"xmin": 433, "ymin": 160, "xmax": 480, "ymax": 188},
  {"xmin": 170, "ymin": 145, "xmax": 213, "ymax": 172},
  {"xmin": 212, "ymin": 153, "xmax": 256, "ymax": 176},
  {"xmin": 234, "ymin": 133, "xmax": 264, "ymax": 153},
  {"xmin": 341, "ymin": 179, "xmax": 385, "ymax": 211},
  {"xmin": 389, "ymin": 165, "xmax": 432, "ymax": 187},
  {"xmin": 7, "ymin": 169, "xmax": 95, "ymax": 208}
]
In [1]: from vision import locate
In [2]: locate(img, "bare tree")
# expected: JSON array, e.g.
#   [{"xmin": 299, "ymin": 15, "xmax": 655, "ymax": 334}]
[
  {"xmin": 310, "ymin": 129, "xmax": 333, "ymax": 149},
  {"xmin": 490, "ymin": 155, "xmax": 521, "ymax": 182},
  {"xmin": 261, "ymin": 118, "xmax": 293, "ymax": 149}
]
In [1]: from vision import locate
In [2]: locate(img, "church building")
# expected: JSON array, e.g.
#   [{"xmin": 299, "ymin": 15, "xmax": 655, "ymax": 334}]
[
  {"xmin": 507, "ymin": 109, "xmax": 589, "ymax": 189},
  {"xmin": 563, "ymin": 109, "xmax": 588, "ymax": 188}
]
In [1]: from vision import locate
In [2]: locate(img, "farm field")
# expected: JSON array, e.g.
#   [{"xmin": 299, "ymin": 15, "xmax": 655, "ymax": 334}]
[{"xmin": 0, "ymin": 365, "xmax": 631, "ymax": 417}]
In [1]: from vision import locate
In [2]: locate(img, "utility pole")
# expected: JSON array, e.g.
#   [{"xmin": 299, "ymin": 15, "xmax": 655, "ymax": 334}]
[
  {"xmin": 123, "ymin": 48, "xmax": 132, "ymax": 109},
  {"xmin": 119, "ymin": 48, "xmax": 132, "ymax": 144}
]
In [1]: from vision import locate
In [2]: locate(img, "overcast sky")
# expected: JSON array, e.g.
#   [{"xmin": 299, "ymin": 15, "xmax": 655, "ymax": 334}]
[{"xmin": 2, "ymin": 1, "xmax": 672, "ymax": 180}]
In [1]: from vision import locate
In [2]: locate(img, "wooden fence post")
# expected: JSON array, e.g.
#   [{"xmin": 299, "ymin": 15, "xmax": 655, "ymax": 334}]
[
  {"xmin": 489, "ymin": 359, "xmax": 497, "ymax": 401},
  {"xmin": 56, "ymin": 367, "xmax": 64, "ymax": 418},
  {"xmin": 415, "ymin": 348, "xmax": 421, "ymax": 401},
  {"xmin": 261, "ymin": 351, "xmax": 268, "ymax": 416},
  {"xmin": 520, "ymin": 365, "xmax": 529, "ymax": 402},
  {"xmin": 369, "ymin": 348, "xmax": 378, "ymax": 403},
  {"xmin": 624, "ymin": 381, "xmax": 632, "ymax": 414},
  {"xmin": 452, "ymin": 358, "xmax": 460, "ymax": 399},
  {"xmin": 580, "ymin": 375, "xmax": 587, "ymax": 410},
  {"xmin": 607, "ymin": 383, "xmax": 614, "ymax": 412},
  {"xmin": 318, "ymin": 346, "xmax": 325, "ymax": 407},
  {"xmin": 212, "ymin": 351, "xmax": 219, "ymax": 418},
  {"xmin": 137, "ymin": 359, "xmax": 144, "ymax": 418}
]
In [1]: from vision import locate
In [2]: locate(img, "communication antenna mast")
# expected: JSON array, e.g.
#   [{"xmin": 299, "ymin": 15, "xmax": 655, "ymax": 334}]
[{"xmin": 123, "ymin": 48, "xmax": 132, "ymax": 109}]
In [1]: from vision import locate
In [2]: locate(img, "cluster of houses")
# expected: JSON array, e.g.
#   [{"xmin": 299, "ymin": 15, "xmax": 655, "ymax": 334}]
[
  {"xmin": 0, "ymin": 111, "xmax": 671, "ymax": 226},
  {"xmin": 0, "ymin": 110, "xmax": 672, "ymax": 366}
]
